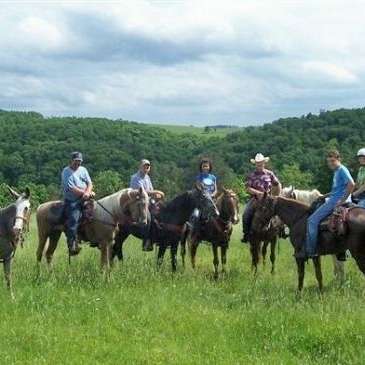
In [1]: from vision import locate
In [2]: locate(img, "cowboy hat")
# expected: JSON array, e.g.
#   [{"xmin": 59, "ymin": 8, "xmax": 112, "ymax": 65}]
[{"xmin": 250, "ymin": 153, "xmax": 270, "ymax": 164}]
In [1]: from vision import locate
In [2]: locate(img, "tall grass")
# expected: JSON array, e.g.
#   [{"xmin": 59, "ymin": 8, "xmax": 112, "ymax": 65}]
[{"xmin": 0, "ymin": 219, "xmax": 363, "ymax": 364}]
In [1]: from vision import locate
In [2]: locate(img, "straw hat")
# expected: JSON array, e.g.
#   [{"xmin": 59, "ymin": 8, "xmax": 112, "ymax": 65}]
[{"xmin": 250, "ymin": 153, "xmax": 270, "ymax": 164}]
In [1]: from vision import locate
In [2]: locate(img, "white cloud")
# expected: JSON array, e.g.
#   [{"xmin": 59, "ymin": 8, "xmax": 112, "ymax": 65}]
[{"xmin": 0, "ymin": 0, "xmax": 364, "ymax": 125}]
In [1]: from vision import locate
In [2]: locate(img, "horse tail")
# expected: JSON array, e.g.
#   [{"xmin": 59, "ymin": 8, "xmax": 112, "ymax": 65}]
[{"xmin": 36, "ymin": 203, "xmax": 50, "ymax": 262}]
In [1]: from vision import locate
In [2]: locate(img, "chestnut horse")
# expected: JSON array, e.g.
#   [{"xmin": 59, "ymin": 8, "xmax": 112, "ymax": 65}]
[
  {"xmin": 183, "ymin": 188, "xmax": 239, "ymax": 278},
  {"xmin": 36, "ymin": 187, "xmax": 149, "ymax": 273},
  {"xmin": 253, "ymin": 194, "xmax": 365, "ymax": 292}
]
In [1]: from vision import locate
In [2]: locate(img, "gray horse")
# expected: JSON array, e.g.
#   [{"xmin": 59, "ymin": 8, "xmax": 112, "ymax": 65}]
[{"xmin": 0, "ymin": 186, "xmax": 31, "ymax": 298}]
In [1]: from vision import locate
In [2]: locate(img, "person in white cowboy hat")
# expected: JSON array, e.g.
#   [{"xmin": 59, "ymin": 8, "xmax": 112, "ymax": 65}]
[
  {"xmin": 352, "ymin": 148, "xmax": 365, "ymax": 208},
  {"xmin": 241, "ymin": 153, "xmax": 281, "ymax": 243}
]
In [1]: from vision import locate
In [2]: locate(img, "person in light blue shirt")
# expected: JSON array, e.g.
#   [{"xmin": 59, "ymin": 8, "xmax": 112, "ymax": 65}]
[
  {"xmin": 130, "ymin": 159, "xmax": 154, "ymax": 192},
  {"xmin": 195, "ymin": 158, "xmax": 217, "ymax": 197},
  {"xmin": 61, "ymin": 152, "xmax": 94, "ymax": 256},
  {"xmin": 297, "ymin": 150, "xmax": 354, "ymax": 259}
]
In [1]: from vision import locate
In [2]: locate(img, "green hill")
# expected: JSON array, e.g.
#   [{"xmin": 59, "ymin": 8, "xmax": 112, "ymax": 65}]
[{"xmin": 0, "ymin": 108, "xmax": 364, "ymax": 204}]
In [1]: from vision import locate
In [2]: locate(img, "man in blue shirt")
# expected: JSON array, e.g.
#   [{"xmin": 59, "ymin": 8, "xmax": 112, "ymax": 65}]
[
  {"xmin": 130, "ymin": 159, "xmax": 154, "ymax": 192},
  {"xmin": 297, "ymin": 150, "xmax": 354, "ymax": 259},
  {"xmin": 62, "ymin": 152, "xmax": 94, "ymax": 256},
  {"xmin": 130, "ymin": 159, "xmax": 156, "ymax": 252}
]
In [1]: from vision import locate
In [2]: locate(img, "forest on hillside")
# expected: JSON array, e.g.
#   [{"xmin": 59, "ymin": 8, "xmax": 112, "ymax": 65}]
[{"xmin": 0, "ymin": 108, "xmax": 364, "ymax": 206}]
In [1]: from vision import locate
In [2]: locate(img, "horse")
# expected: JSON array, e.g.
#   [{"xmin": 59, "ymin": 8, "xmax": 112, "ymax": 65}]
[
  {"xmin": 183, "ymin": 188, "xmax": 239, "ymax": 279},
  {"xmin": 0, "ymin": 187, "xmax": 31, "ymax": 298},
  {"xmin": 112, "ymin": 184, "xmax": 219, "ymax": 272},
  {"xmin": 252, "ymin": 194, "xmax": 365, "ymax": 292},
  {"xmin": 282, "ymin": 186, "xmax": 345, "ymax": 281},
  {"xmin": 36, "ymin": 187, "xmax": 149, "ymax": 273},
  {"xmin": 249, "ymin": 201, "xmax": 284, "ymax": 275}
]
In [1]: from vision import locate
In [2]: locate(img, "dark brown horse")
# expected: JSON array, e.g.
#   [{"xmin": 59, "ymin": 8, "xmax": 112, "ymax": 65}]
[
  {"xmin": 183, "ymin": 188, "xmax": 239, "ymax": 278},
  {"xmin": 113, "ymin": 185, "xmax": 219, "ymax": 272},
  {"xmin": 252, "ymin": 194, "xmax": 365, "ymax": 292},
  {"xmin": 250, "ymin": 211, "xmax": 284, "ymax": 275}
]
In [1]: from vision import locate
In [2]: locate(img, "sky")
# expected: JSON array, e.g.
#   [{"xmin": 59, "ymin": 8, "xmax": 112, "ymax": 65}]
[{"xmin": 0, "ymin": 0, "xmax": 364, "ymax": 126}]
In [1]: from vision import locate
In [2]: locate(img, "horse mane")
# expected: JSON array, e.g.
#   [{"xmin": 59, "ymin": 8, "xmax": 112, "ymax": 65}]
[
  {"xmin": 275, "ymin": 196, "xmax": 309, "ymax": 224},
  {"xmin": 162, "ymin": 191, "xmax": 191, "ymax": 213}
]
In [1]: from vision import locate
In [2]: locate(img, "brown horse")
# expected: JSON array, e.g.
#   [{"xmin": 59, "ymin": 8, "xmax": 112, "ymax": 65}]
[
  {"xmin": 184, "ymin": 188, "xmax": 240, "ymax": 279},
  {"xmin": 253, "ymin": 194, "xmax": 365, "ymax": 292},
  {"xmin": 249, "ymin": 202, "xmax": 284, "ymax": 275},
  {"xmin": 36, "ymin": 187, "xmax": 149, "ymax": 273}
]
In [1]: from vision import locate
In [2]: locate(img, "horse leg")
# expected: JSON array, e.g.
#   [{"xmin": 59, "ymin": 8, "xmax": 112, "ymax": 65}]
[
  {"xmin": 100, "ymin": 242, "xmax": 111, "ymax": 280},
  {"xmin": 262, "ymin": 241, "xmax": 268, "ymax": 267},
  {"xmin": 170, "ymin": 243, "xmax": 178, "ymax": 272},
  {"xmin": 3, "ymin": 259, "xmax": 14, "ymax": 300},
  {"xmin": 45, "ymin": 231, "xmax": 61, "ymax": 269},
  {"xmin": 313, "ymin": 256, "xmax": 323, "ymax": 293},
  {"xmin": 221, "ymin": 245, "xmax": 227, "ymax": 274},
  {"xmin": 296, "ymin": 258, "xmax": 305, "ymax": 293},
  {"xmin": 332, "ymin": 255, "xmax": 345, "ymax": 283},
  {"xmin": 189, "ymin": 238, "xmax": 198, "ymax": 270},
  {"xmin": 353, "ymin": 254, "xmax": 365, "ymax": 276},
  {"xmin": 250, "ymin": 240, "xmax": 260, "ymax": 275},
  {"xmin": 36, "ymin": 230, "xmax": 49, "ymax": 263},
  {"xmin": 112, "ymin": 226, "xmax": 129, "ymax": 261},
  {"xmin": 157, "ymin": 245, "xmax": 167, "ymax": 269},
  {"xmin": 212, "ymin": 244, "xmax": 219, "ymax": 279},
  {"xmin": 270, "ymin": 239, "xmax": 277, "ymax": 275},
  {"xmin": 180, "ymin": 240, "xmax": 186, "ymax": 269}
]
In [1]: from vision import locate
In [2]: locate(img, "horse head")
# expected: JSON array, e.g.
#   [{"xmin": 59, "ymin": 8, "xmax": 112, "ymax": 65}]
[
  {"xmin": 220, "ymin": 188, "xmax": 240, "ymax": 224},
  {"xmin": 192, "ymin": 183, "xmax": 219, "ymax": 219},
  {"xmin": 251, "ymin": 193, "xmax": 277, "ymax": 234},
  {"xmin": 121, "ymin": 187, "xmax": 149, "ymax": 225},
  {"xmin": 8, "ymin": 186, "xmax": 31, "ymax": 245}
]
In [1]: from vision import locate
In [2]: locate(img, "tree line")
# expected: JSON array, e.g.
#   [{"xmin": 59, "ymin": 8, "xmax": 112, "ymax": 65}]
[{"xmin": 0, "ymin": 108, "xmax": 364, "ymax": 207}]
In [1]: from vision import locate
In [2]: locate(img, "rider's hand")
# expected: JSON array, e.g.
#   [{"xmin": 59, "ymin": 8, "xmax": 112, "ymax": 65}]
[
  {"xmin": 83, "ymin": 192, "xmax": 90, "ymax": 200},
  {"xmin": 90, "ymin": 191, "xmax": 96, "ymax": 198}
]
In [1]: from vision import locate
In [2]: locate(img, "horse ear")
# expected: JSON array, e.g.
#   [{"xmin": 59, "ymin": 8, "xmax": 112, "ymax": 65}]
[
  {"xmin": 120, "ymin": 191, "xmax": 132, "ymax": 208},
  {"xmin": 290, "ymin": 186, "xmax": 294, "ymax": 194},
  {"xmin": 24, "ymin": 187, "xmax": 31, "ymax": 199},
  {"xmin": 195, "ymin": 182, "xmax": 203, "ymax": 192},
  {"xmin": 7, "ymin": 186, "xmax": 20, "ymax": 198},
  {"xmin": 222, "ymin": 186, "xmax": 228, "ymax": 193}
]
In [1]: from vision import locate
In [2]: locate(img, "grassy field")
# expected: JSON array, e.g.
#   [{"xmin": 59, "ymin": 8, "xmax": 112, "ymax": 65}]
[
  {"xmin": 153, "ymin": 124, "xmax": 241, "ymax": 138},
  {"xmin": 0, "ymin": 218, "xmax": 364, "ymax": 365}
]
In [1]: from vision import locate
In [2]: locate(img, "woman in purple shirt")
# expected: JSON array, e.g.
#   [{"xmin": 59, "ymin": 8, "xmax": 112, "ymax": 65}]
[{"xmin": 241, "ymin": 153, "xmax": 281, "ymax": 243}]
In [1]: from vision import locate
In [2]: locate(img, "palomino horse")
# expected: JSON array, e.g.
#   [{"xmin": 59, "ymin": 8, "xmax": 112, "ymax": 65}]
[
  {"xmin": 253, "ymin": 194, "xmax": 365, "ymax": 292},
  {"xmin": 36, "ymin": 187, "xmax": 149, "ymax": 272},
  {"xmin": 0, "ymin": 187, "xmax": 31, "ymax": 298},
  {"xmin": 282, "ymin": 186, "xmax": 345, "ymax": 281},
  {"xmin": 113, "ymin": 184, "xmax": 219, "ymax": 272},
  {"xmin": 183, "ymin": 188, "xmax": 239, "ymax": 279}
]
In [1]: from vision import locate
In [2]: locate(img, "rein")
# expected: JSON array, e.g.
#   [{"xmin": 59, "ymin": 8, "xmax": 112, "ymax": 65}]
[{"xmin": 95, "ymin": 200, "xmax": 118, "ymax": 227}]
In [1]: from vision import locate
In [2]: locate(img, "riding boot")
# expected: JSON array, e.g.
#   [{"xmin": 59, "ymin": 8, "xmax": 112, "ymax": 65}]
[{"xmin": 68, "ymin": 239, "xmax": 81, "ymax": 256}]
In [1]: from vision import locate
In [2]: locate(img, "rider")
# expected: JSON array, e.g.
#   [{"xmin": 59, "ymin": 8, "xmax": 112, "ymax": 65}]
[
  {"xmin": 130, "ymin": 159, "xmax": 160, "ymax": 252},
  {"xmin": 352, "ymin": 148, "xmax": 365, "ymax": 208},
  {"xmin": 241, "ymin": 153, "xmax": 281, "ymax": 243},
  {"xmin": 62, "ymin": 152, "xmax": 94, "ymax": 256},
  {"xmin": 190, "ymin": 158, "xmax": 217, "ymax": 229},
  {"xmin": 297, "ymin": 150, "xmax": 354, "ymax": 259}
]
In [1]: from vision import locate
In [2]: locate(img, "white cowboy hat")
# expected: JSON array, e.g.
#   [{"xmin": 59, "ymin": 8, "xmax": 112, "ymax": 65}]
[
  {"xmin": 250, "ymin": 153, "xmax": 270, "ymax": 164},
  {"xmin": 357, "ymin": 148, "xmax": 365, "ymax": 157}
]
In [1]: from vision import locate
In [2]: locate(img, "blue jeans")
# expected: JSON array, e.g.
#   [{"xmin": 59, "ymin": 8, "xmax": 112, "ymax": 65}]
[
  {"xmin": 358, "ymin": 199, "xmax": 365, "ymax": 208},
  {"xmin": 64, "ymin": 200, "xmax": 82, "ymax": 247},
  {"xmin": 242, "ymin": 198, "xmax": 255, "ymax": 235},
  {"xmin": 306, "ymin": 199, "xmax": 337, "ymax": 255}
]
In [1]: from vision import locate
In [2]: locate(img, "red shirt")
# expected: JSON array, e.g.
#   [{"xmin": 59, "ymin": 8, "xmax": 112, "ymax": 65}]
[{"xmin": 246, "ymin": 169, "xmax": 279, "ymax": 193}]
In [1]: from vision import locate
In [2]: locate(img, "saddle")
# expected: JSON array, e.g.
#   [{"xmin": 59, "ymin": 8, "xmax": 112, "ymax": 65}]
[
  {"xmin": 319, "ymin": 203, "xmax": 356, "ymax": 236},
  {"xmin": 49, "ymin": 200, "xmax": 95, "ymax": 227}
]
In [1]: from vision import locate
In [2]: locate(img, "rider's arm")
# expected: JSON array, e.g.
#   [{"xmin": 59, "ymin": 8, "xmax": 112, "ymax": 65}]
[
  {"xmin": 338, "ymin": 180, "xmax": 355, "ymax": 205},
  {"xmin": 353, "ymin": 183, "xmax": 365, "ymax": 197},
  {"xmin": 247, "ymin": 186, "xmax": 264, "ymax": 197}
]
